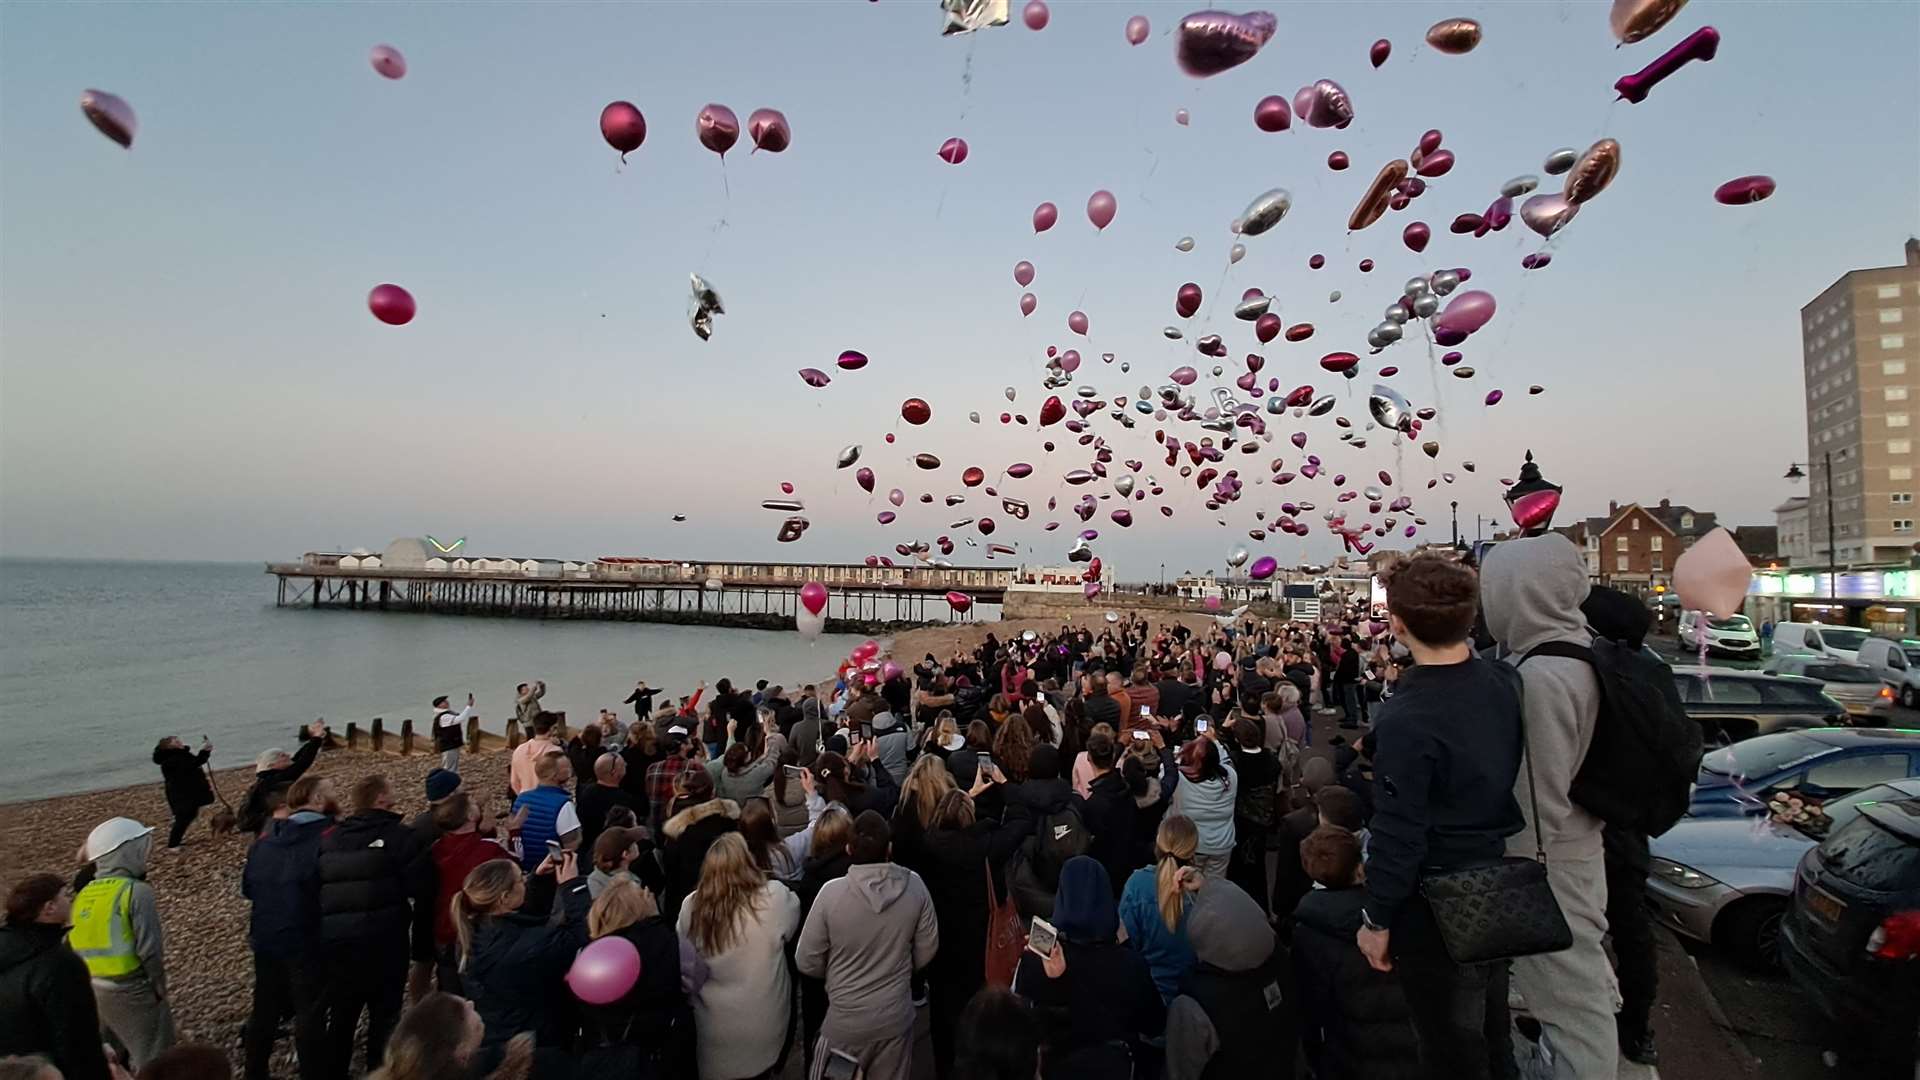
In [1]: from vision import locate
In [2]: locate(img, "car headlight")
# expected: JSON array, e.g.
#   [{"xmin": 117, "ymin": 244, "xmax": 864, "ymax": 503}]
[{"xmin": 1650, "ymin": 857, "xmax": 1720, "ymax": 890}]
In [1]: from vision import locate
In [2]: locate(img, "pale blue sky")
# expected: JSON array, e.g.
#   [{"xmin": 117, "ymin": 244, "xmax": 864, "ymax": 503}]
[{"xmin": 3, "ymin": 1, "xmax": 1916, "ymax": 577}]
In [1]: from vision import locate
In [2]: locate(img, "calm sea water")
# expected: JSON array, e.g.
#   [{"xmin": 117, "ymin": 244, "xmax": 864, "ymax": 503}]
[{"xmin": 0, "ymin": 559, "xmax": 873, "ymax": 797}]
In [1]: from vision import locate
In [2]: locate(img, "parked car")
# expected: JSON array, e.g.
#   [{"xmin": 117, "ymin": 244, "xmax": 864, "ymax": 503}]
[
  {"xmin": 1670, "ymin": 666, "xmax": 1849, "ymax": 744},
  {"xmin": 1678, "ymin": 611, "xmax": 1762, "ymax": 659},
  {"xmin": 1771, "ymin": 621, "xmax": 1874, "ymax": 663},
  {"xmin": 1762, "ymin": 655, "xmax": 1896, "ymax": 723},
  {"xmin": 1779, "ymin": 797, "xmax": 1920, "ymax": 1073},
  {"xmin": 1647, "ymin": 779, "xmax": 1920, "ymax": 968},
  {"xmin": 1688, "ymin": 728, "xmax": 1920, "ymax": 819},
  {"xmin": 1855, "ymin": 637, "xmax": 1920, "ymax": 709}
]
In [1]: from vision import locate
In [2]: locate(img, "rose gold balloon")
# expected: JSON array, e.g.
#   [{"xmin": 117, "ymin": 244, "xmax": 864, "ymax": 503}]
[
  {"xmin": 1610, "ymin": 0, "xmax": 1689, "ymax": 44},
  {"xmin": 1347, "ymin": 159, "xmax": 1408, "ymax": 231},
  {"xmin": 1424, "ymin": 18, "xmax": 1482, "ymax": 54},
  {"xmin": 1563, "ymin": 138, "xmax": 1621, "ymax": 205},
  {"xmin": 696, "ymin": 104, "xmax": 740, "ymax": 157}
]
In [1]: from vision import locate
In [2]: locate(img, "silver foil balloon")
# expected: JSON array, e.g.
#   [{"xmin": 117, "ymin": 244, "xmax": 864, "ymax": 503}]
[
  {"xmin": 1227, "ymin": 546, "xmax": 1250, "ymax": 568},
  {"xmin": 1308, "ymin": 393, "xmax": 1337, "ymax": 416},
  {"xmin": 1120, "ymin": 362, "xmax": 1130, "ymax": 372},
  {"xmin": 1403, "ymin": 277, "xmax": 1431, "ymax": 297},
  {"xmin": 688, "ymin": 273, "xmax": 724, "ymax": 340},
  {"xmin": 761, "ymin": 499, "xmax": 804, "ymax": 512},
  {"xmin": 1368, "ymin": 384, "xmax": 1411, "ymax": 430},
  {"xmin": 1076, "ymin": 385, "xmax": 1099, "ymax": 398},
  {"xmin": 1005, "ymin": 386, "xmax": 1017, "ymax": 401},
  {"xmin": 1366, "ymin": 326, "xmax": 1389, "ymax": 349},
  {"xmin": 1175, "ymin": 236, "xmax": 1196, "ymax": 252},
  {"xmin": 1164, "ymin": 326, "xmax": 1184, "ymax": 340},
  {"xmin": 1265, "ymin": 395, "xmax": 1285, "ymax": 414},
  {"xmin": 1230, "ymin": 243, "xmax": 1247, "ymax": 264},
  {"xmin": 1543, "ymin": 147, "xmax": 1579, "ymax": 175},
  {"xmin": 1234, "ymin": 295, "xmax": 1273, "ymax": 319},
  {"xmin": 1364, "ymin": 485, "xmax": 1384, "ymax": 500},
  {"xmin": 1115, "ymin": 474, "xmax": 1135, "ymax": 497},
  {"xmin": 1412, "ymin": 293, "xmax": 1440, "ymax": 318},
  {"xmin": 1237, "ymin": 188, "xmax": 1293, "ymax": 237},
  {"xmin": 1382, "ymin": 304, "xmax": 1409, "ymax": 325},
  {"xmin": 1328, "ymin": 290, "xmax": 1342, "ymax": 302},
  {"xmin": 940, "ymin": 0, "xmax": 1010, "ymax": 35},
  {"xmin": 836, "ymin": 444, "xmax": 861, "ymax": 468},
  {"xmin": 1373, "ymin": 321, "xmax": 1404, "ymax": 344},
  {"xmin": 969, "ymin": 411, "xmax": 980, "ymax": 423},
  {"xmin": 1429, "ymin": 269, "xmax": 1460, "ymax": 296},
  {"xmin": 1501, "ymin": 174, "xmax": 1540, "ymax": 198}
]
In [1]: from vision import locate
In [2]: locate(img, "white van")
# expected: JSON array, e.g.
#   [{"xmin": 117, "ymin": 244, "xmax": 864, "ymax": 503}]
[
  {"xmin": 1677, "ymin": 611, "xmax": 1761, "ymax": 659},
  {"xmin": 1855, "ymin": 637, "xmax": 1920, "ymax": 708},
  {"xmin": 1770, "ymin": 621, "xmax": 1874, "ymax": 663}
]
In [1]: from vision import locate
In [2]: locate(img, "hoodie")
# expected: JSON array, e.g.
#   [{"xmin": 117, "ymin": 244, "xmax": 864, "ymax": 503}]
[
  {"xmin": 1013, "ymin": 857, "xmax": 1164, "ymax": 1078},
  {"xmin": 795, "ymin": 861, "xmax": 940, "ymax": 1046},
  {"xmin": 91, "ymin": 836, "xmax": 167, "ymax": 995},
  {"xmin": 0, "ymin": 921, "xmax": 112, "ymax": 1080},
  {"xmin": 1164, "ymin": 879, "xmax": 1288, "ymax": 1080},
  {"xmin": 1480, "ymin": 534, "xmax": 1605, "ymax": 860}
]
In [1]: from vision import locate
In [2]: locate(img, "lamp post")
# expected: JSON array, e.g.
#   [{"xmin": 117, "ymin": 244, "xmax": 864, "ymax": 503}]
[
  {"xmin": 1785, "ymin": 450, "xmax": 1845, "ymax": 601},
  {"xmin": 1503, "ymin": 450, "xmax": 1563, "ymax": 537},
  {"xmin": 1450, "ymin": 501, "xmax": 1461, "ymax": 549}
]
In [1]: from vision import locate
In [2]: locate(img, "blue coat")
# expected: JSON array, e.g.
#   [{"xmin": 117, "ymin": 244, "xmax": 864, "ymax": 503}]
[
  {"xmin": 1118, "ymin": 866, "xmax": 1196, "ymax": 1003},
  {"xmin": 242, "ymin": 813, "xmax": 331, "ymax": 958}
]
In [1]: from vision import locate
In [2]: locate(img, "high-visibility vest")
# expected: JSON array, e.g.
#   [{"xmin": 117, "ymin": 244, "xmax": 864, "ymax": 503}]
[{"xmin": 68, "ymin": 877, "xmax": 141, "ymax": 978}]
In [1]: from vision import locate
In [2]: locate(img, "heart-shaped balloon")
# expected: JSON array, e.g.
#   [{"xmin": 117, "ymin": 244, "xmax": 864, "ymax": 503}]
[
  {"xmin": 1519, "ymin": 193, "xmax": 1579, "ymax": 238},
  {"xmin": 1509, "ymin": 489, "xmax": 1561, "ymax": 531},
  {"xmin": 945, "ymin": 591, "xmax": 974, "ymax": 613},
  {"xmin": 1175, "ymin": 10, "xmax": 1278, "ymax": 78}
]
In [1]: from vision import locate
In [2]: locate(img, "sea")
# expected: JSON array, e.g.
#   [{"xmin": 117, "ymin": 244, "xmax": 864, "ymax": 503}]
[{"xmin": 0, "ymin": 559, "xmax": 878, "ymax": 798}]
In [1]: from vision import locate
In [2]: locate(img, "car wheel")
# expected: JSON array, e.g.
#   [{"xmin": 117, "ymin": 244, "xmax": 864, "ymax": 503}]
[
  {"xmin": 1903, "ymin": 686, "xmax": 1917, "ymax": 710},
  {"xmin": 1718, "ymin": 897, "xmax": 1787, "ymax": 971}
]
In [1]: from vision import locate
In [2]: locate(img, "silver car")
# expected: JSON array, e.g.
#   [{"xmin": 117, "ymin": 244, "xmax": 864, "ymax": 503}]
[
  {"xmin": 1647, "ymin": 778, "xmax": 1920, "ymax": 967},
  {"xmin": 1762, "ymin": 655, "xmax": 1896, "ymax": 723}
]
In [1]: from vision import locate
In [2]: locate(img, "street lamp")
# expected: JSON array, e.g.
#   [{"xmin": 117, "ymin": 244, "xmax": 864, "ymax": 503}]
[
  {"xmin": 1450, "ymin": 501, "xmax": 1461, "ymax": 549},
  {"xmin": 1785, "ymin": 451, "xmax": 1847, "ymax": 601}
]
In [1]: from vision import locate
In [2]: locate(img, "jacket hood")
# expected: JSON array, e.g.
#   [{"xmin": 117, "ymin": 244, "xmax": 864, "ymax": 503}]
[
  {"xmin": 96, "ymin": 833, "xmax": 151, "ymax": 879},
  {"xmin": 1052, "ymin": 856, "xmax": 1118, "ymax": 942},
  {"xmin": 845, "ymin": 862, "xmax": 914, "ymax": 914},
  {"xmin": 663, "ymin": 798, "xmax": 741, "ymax": 840},
  {"xmin": 1011, "ymin": 777, "xmax": 1074, "ymax": 815},
  {"xmin": 1186, "ymin": 878, "xmax": 1274, "ymax": 970},
  {"xmin": 1480, "ymin": 535, "xmax": 1590, "ymax": 654},
  {"xmin": 0, "ymin": 922, "xmax": 62, "ymax": 973},
  {"xmin": 1291, "ymin": 885, "xmax": 1367, "ymax": 937},
  {"xmin": 260, "ymin": 814, "xmax": 333, "ymax": 850},
  {"xmin": 1131, "ymin": 776, "xmax": 1163, "ymax": 809}
]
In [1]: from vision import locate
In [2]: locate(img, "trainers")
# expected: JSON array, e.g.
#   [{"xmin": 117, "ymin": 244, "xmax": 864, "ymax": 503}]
[{"xmin": 1618, "ymin": 1026, "xmax": 1658, "ymax": 1066}]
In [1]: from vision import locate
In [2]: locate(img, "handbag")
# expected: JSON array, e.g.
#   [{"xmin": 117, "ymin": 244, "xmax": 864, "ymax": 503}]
[
  {"xmin": 984, "ymin": 860, "xmax": 1027, "ymax": 988},
  {"xmin": 1416, "ymin": 669, "xmax": 1573, "ymax": 965}
]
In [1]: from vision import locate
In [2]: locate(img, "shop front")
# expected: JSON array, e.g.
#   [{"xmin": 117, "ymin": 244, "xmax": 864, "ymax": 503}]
[{"xmin": 1744, "ymin": 569, "xmax": 1920, "ymax": 637}]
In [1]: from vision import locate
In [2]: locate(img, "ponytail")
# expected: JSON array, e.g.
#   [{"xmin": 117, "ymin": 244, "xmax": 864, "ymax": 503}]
[
  {"xmin": 454, "ymin": 859, "xmax": 522, "ymax": 971},
  {"xmin": 1152, "ymin": 815, "xmax": 1200, "ymax": 932}
]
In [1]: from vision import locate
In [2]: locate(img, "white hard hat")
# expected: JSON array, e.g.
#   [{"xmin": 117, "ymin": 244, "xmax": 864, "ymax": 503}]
[{"xmin": 85, "ymin": 817, "xmax": 153, "ymax": 861}]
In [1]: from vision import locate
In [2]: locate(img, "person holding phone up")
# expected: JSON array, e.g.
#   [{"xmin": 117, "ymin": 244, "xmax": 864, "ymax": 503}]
[{"xmin": 1012, "ymin": 856, "xmax": 1164, "ymax": 1078}]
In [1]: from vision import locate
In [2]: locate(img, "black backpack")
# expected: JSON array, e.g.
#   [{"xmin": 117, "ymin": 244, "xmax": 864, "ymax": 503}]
[{"xmin": 1524, "ymin": 637, "xmax": 1703, "ymax": 837}]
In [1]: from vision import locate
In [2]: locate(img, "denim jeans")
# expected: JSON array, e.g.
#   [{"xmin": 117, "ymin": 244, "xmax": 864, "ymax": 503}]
[{"xmin": 1341, "ymin": 683, "xmax": 1365, "ymax": 726}]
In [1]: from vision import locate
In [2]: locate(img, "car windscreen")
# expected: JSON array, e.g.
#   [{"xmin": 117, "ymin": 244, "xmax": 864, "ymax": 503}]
[
  {"xmin": 1822, "ymin": 628, "xmax": 1872, "ymax": 651},
  {"xmin": 1804, "ymin": 664, "xmax": 1879, "ymax": 684},
  {"xmin": 1819, "ymin": 807, "xmax": 1920, "ymax": 891},
  {"xmin": 1701, "ymin": 732, "xmax": 1824, "ymax": 777},
  {"xmin": 1707, "ymin": 616, "xmax": 1753, "ymax": 631}
]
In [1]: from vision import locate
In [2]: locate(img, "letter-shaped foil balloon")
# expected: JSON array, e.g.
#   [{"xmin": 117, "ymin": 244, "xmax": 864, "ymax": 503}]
[
  {"xmin": 1348, "ymin": 160, "xmax": 1408, "ymax": 231},
  {"xmin": 1175, "ymin": 10, "xmax": 1278, "ymax": 78},
  {"xmin": 747, "ymin": 108, "xmax": 791, "ymax": 153},
  {"xmin": 600, "ymin": 102, "xmax": 647, "ymax": 161},
  {"xmin": 696, "ymin": 104, "xmax": 739, "ymax": 157},
  {"xmin": 1562, "ymin": 138, "xmax": 1621, "ymax": 204},
  {"xmin": 1610, "ymin": 0, "xmax": 1689, "ymax": 44},
  {"xmin": 79, "ymin": 89, "xmax": 136, "ymax": 149},
  {"xmin": 1614, "ymin": 26, "xmax": 1719, "ymax": 104}
]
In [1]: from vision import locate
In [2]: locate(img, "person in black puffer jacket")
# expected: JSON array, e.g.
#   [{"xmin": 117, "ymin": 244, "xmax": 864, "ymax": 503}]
[
  {"xmin": 316, "ymin": 774, "xmax": 432, "ymax": 1080},
  {"xmin": 151, "ymin": 737, "xmax": 214, "ymax": 850},
  {"xmin": 0, "ymin": 874, "xmax": 112, "ymax": 1080},
  {"xmin": 1292, "ymin": 827, "xmax": 1419, "ymax": 1080},
  {"xmin": 577, "ymin": 879, "xmax": 695, "ymax": 1080},
  {"xmin": 657, "ymin": 769, "xmax": 740, "ymax": 925},
  {"xmin": 451, "ymin": 855, "xmax": 593, "ymax": 1075},
  {"xmin": 919, "ymin": 789, "xmax": 1019, "ymax": 1080}
]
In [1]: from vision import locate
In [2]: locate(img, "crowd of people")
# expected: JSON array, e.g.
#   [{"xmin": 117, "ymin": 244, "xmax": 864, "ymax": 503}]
[{"xmin": 4, "ymin": 533, "xmax": 1687, "ymax": 1080}]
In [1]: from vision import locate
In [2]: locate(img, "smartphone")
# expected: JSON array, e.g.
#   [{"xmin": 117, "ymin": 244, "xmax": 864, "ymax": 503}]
[
  {"xmin": 859, "ymin": 721, "xmax": 874, "ymax": 742},
  {"xmin": 545, "ymin": 839, "xmax": 563, "ymax": 859},
  {"xmin": 1132, "ymin": 729, "xmax": 1150, "ymax": 741},
  {"xmin": 1196, "ymin": 717, "xmax": 1210, "ymax": 734},
  {"xmin": 1139, "ymin": 705, "xmax": 1152, "ymax": 717},
  {"xmin": 820, "ymin": 1049, "xmax": 864, "ymax": 1080},
  {"xmin": 1027, "ymin": 916, "xmax": 1060, "ymax": 959},
  {"xmin": 783, "ymin": 764, "xmax": 807, "ymax": 779}
]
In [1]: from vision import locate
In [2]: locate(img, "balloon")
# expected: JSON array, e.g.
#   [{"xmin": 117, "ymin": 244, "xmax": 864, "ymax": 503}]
[
  {"xmin": 1254, "ymin": 313, "xmax": 1282, "ymax": 343},
  {"xmin": 1175, "ymin": 10, "xmax": 1277, "ymax": 78},
  {"xmin": 1005, "ymin": 387, "xmax": 1018, "ymax": 402},
  {"xmin": 1014, "ymin": 261, "xmax": 1035, "ymax": 286},
  {"xmin": 567, "ymin": 936, "xmax": 640, "ymax": 1005},
  {"xmin": 600, "ymin": 102, "xmax": 647, "ymax": 160},
  {"xmin": 1234, "ymin": 294, "xmax": 1272, "ymax": 319},
  {"xmin": 901, "ymin": 398, "xmax": 932, "ymax": 425},
  {"xmin": 1020, "ymin": 293, "xmax": 1037, "ymax": 317},
  {"xmin": 1402, "ymin": 221, "xmax": 1431, "ymax": 252},
  {"xmin": 1501, "ymin": 175, "xmax": 1540, "ymax": 198},
  {"xmin": 1068, "ymin": 310, "xmax": 1089, "ymax": 335},
  {"xmin": 856, "ymin": 467, "xmax": 875, "ymax": 492},
  {"xmin": 1284, "ymin": 323, "xmax": 1314, "ymax": 342},
  {"xmin": 1175, "ymin": 108, "xmax": 1191, "ymax": 126},
  {"xmin": 1253, "ymin": 95, "xmax": 1292, "ymax": 133},
  {"xmin": 1519, "ymin": 193, "xmax": 1579, "ymax": 237},
  {"xmin": 1672, "ymin": 526, "xmax": 1754, "ymax": 616},
  {"xmin": 796, "ymin": 607, "xmax": 825, "ymax": 639},
  {"xmin": 1430, "ymin": 269, "xmax": 1461, "ymax": 296},
  {"xmin": 1484, "ymin": 389, "xmax": 1504, "ymax": 406},
  {"xmin": 1236, "ymin": 188, "xmax": 1293, "ymax": 236},
  {"xmin": 798, "ymin": 368, "xmax": 831, "ymax": 388},
  {"xmin": 1039, "ymin": 397, "xmax": 1066, "ymax": 426},
  {"xmin": 1415, "ymin": 149, "xmax": 1455, "ymax": 178},
  {"xmin": 946, "ymin": 591, "xmax": 974, "ymax": 614},
  {"xmin": 1170, "ymin": 366, "xmax": 1199, "ymax": 386},
  {"xmin": 1424, "ymin": 18, "xmax": 1482, "ymax": 54},
  {"xmin": 1347, "ymin": 160, "xmax": 1408, "ymax": 231},
  {"xmin": 1174, "ymin": 236, "xmax": 1196, "ymax": 252},
  {"xmin": 1308, "ymin": 253, "xmax": 1325, "ymax": 269},
  {"xmin": 1086, "ymin": 190, "xmax": 1117, "ymax": 231},
  {"xmin": 1126, "ymin": 15, "xmax": 1151, "ymax": 44},
  {"xmin": 369, "ymin": 44, "xmax": 407, "ymax": 80},
  {"xmin": 838, "ymin": 445, "xmax": 862, "ymax": 468},
  {"xmin": 1369, "ymin": 384, "xmax": 1411, "ymax": 430},
  {"xmin": 888, "ymin": 488, "xmax": 905, "ymax": 507},
  {"xmin": 1319, "ymin": 352, "xmax": 1358, "ymax": 374},
  {"xmin": 368, "ymin": 284, "xmax": 416, "ymax": 326},
  {"xmin": 696, "ymin": 104, "xmax": 739, "ymax": 157},
  {"xmin": 688, "ymin": 273, "xmax": 725, "ymax": 341},
  {"xmin": 1176, "ymin": 283, "xmax": 1203, "ymax": 318},
  {"xmin": 1008, "ymin": 462, "xmax": 1034, "ymax": 477},
  {"xmin": 1434, "ymin": 290, "xmax": 1496, "ymax": 335},
  {"xmin": 937, "ymin": 137, "xmax": 969, "ymax": 165},
  {"xmin": 1328, "ymin": 151, "xmax": 1350, "ymax": 171},
  {"xmin": 962, "ymin": 466, "xmax": 986, "ymax": 487},
  {"xmin": 1614, "ymin": 27, "xmax": 1719, "ymax": 103},
  {"xmin": 942, "ymin": 0, "xmax": 1012, "ymax": 34},
  {"xmin": 1370, "ymin": 38, "xmax": 1391, "ymax": 67},
  {"xmin": 1033, "ymin": 202, "xmax": 1058, "ymax": 232},
  {"xmin": 1248, "ymin": 555, "xmax": 1278, "ymax": 580},
  {"xmin": 1543, "ymin": 147, "xmax": 1579, "ymax": 175},
  {"xmin": 1563, "ymin": 138, "xmax": 1622, "ymax": 204},
  {"xmin": 1230, "ymin": 243, "xmax": 1246, "ymax": 263},
  {"xmin": 1714, "ymin": 175, "xmax": 1775, "ymax": 205},
  {"xmin": 1611, "ymin": 0, "xmax": 1689, "ymax": 44},
  {"xmin": 1023, "ymin": 0, "xmax": 1050, "ymax": 30},
  {"xmin": 798, "ymin": 581, "xmax": 830, "ymax": 616},
  {"xmin": 1227, "ymin": 546, "xmax": 1250, "ymax": 567},
  {"xmin": 747, "ymin": 108, "xmax": 791, "ymax": 153},
  {"xmin": 1213, "ymin": 648, "xmax": 1233, "ymax": 669},
  {"xmin": 1298, "ymin": 79, "xmax": 1355, "ymax": 129},
  {"xmin": 79, "ymin": 90, "xmax": 136, "ymax": 149},
  {"xmin": 1449, "ymin": 213, "xmax": 1484, "ymax": 234}
]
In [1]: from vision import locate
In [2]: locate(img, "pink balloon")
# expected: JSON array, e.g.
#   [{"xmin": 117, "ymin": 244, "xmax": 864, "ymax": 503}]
[
  {"xmin": 837, "ymin": 350, "xmax": 869, "ymax": 370},
  {"xmin": 1415, "ymin": 149, "xmax": 1455, "ymax": 178},
  {"xmin": 937, "ymin": 137, "xmax": 969, "ymax": 165},
  {"xmin": 798, "ymin": 368, "xmax": 831, "ymax": 388},
  {"xmin": 882, "ymin": 660, "xmax": 904, "ymax": 682},
  {"xmin": 1022, "ymin": 0, "xmax": 1049, "ymax": 30},
  {"xmin": 1086, "ymin": 190, "xmax": 1117, "ymax": 231},
  {"xmin": 1248, "ymin": 555, "xmax": 1278, "ymax": 580},
  {"xmin": 1434, "ymin": 290, "xmax": 1496, "ymax": 335},
  {"xmin": 1020, "ymin": 293, "xmax": 1037, "ymax": 317},
  {"xmin": 1170, "ymin": 366, "xmax": 1199, "ymax": 386},
  {"xmin": 1206, "ymin": 597, "xmax": 1223, "ymax": 612},
  {"xmin": 1174, "ymin": 108, "xmax": 1190, "ymax": 126},
  {"xmin": 888, "ymin": 488, "xmax": 905, "ymax": 507},
  {"xmin": 1369, "ymin": 38, "xmax": 1391, "ymax": 68},
  {"xmin": 1175, "ymin": 282, "xmax": 1202, "ymax": 318},
  {"xmin": 1484, "ymin": 389, "xmax": 1504, "ymax": 406},
  {"xmin": 1403, "ymin": 221, "xmax": 1431, "ymax": 252},
  {"xmin": 1614, "ymin": 27, "xmax": 1721, "ymax": 105},
  {"xmin": 1673, "ymin": 527, "xmax": 1753, "ymax": 616},
  {"xmin": 1060, "ymin": 349, "xmax": 1081, "ymax": 373},
  {"xmin": 696, "ymin": 105, "xmax": 739, "ymax": 157},
  {"xmin": 747, "ymin": 108, "xmax": 791, "ymax": 153},
  {"xmin": 946, "ymin": 591, "xmax": 974, "ymax": 613},
  {"xmin": 1125, "ymin": 15, "xmax": 1150, "ymax": 45},
  {"xmin": 566, "ymin": 936, "xmax": 640, "ymax": 1005},
  {"xmin": 600, "ymin": 102, "xmax": 647, "ymax": 160},
  {"xmin": 1714, "ymin": 175, "xmax": 1776, "ymax": 205},
  {"xmin": 1253, "ymin": 95, "xmax": 1292, "ymax": 133},
  {"xmin": 1032, "ymin": 202, "xmax": 1058, "ymax": 232},
  {"xmin": 799, "ymin": 581, "xmax": 829, "ymax": 616},
  {"xmin": 1327, "ymin": 151, "xmax": 1350, "ymax": 170},
  {"xmin": 78, "ymin": 89, "xmax": 136, "ymax": 149},
  {"xmin": 1014, "ymin": 260, "xmax": 1035, "ymax": 286},
  {"xmin": 1254, "ymin": 313, "xmax": 1282, "ymax": 344},
  {"xmin": 1176, "ymin": 9, "xmax": 1277, "ymax": 78},
  {"xmin": 855, "ymin": 467, "xmax": 875, "ymax": 492},
  {"xmin": 369, "ymin": 44, "xmax": 407, "ymax": 80},
  {"xmin": 367, "ymin": 284, "xmax": 415, "ymax": 326},
  {"xmin": 1068, "ymin": 310, "xmax": 1088, "ymax": 335}
]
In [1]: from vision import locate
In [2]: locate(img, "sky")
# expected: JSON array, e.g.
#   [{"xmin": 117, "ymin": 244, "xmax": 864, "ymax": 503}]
[{"xmin": 3, "ymin": 0, "xmax": 1917, "ymax": 579}]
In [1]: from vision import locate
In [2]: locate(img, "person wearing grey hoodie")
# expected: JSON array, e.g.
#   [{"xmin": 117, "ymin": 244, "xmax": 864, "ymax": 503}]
[
  {"xmin": 1479, "ymin": 535, "xmax": 1619, "ymax": 1079},
  {"xmin": 1163, "ymin": 877, "xmax": 1294, "ymax": 1080},
  {"xmin": 74, "ymin": 821, "xmax": 176, "ymax": 1069},
  {"xmin": 795, "ymin": 810, "xmax": 940, "ymax": 1080}
]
